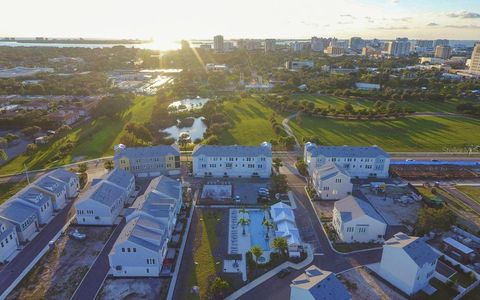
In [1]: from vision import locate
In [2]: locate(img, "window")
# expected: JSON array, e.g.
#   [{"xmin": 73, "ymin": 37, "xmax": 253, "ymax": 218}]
[
  {"xmin": 335, "ymin": 178, "xmax": 342, "ymax": 183},
  {"xmin": 122, "ymin": 248, "xmax": 125, "ymax": 252},
  {"xmin": 127, "ymin": 248, "xmax": 131, "ymax": 252},
  {"xmin": 133, "ymin": 248, "xmax": 136, "ymax": 252}
]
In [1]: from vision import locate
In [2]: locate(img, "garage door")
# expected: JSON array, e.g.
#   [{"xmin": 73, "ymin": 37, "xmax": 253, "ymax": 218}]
[{"xmin": 137, "ymin": 173, "xmax": 148, "ymax": 178}]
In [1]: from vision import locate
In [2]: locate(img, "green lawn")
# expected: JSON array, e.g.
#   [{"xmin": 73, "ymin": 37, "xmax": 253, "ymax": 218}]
[
  {"xmin": 219, "ymin": 97, "xmax": 284, "ymax": 145},
  {"xmin": 456, "ymin": 186, "xmax": 480, "ymax": 205},
  {"xmin": 0, "ymin": 180, "xmax": 29, "ymax": 204},
  {"xmin": 0, "ymin": 95, "xmax": 156, "ymax": 175},
  {"xmin": 294, "ymin": 94, "xmax": 463, "ymax": 113},
  {"xmin": 290, "ymin": 115, "xmax": 480, "ymax": 152}
]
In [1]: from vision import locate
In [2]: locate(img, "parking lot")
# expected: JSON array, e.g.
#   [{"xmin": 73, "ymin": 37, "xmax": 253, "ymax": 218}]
[{"xmin": 197, "ymin": 178, "xmax": 271, "ymax": 205}]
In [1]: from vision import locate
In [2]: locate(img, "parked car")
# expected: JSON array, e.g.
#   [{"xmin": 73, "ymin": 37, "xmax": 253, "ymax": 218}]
[
  {"xmin": 277, "ymin": 267, "xmax": 292, "ymax": 278},
  {"xmin": 69, "ymin": 229, "xmax": 86, "ymax": 240}
]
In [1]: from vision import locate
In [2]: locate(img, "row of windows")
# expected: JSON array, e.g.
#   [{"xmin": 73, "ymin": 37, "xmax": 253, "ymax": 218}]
[
  {"xmin": 346, "ymin": 226, "xmax": 369, "ymax": 233},
  {"xmin": 328, "ymin": 157, "xmax": 384, "ymax": 163},
  {"xmin": 77, "ymin": 209, "xmax": 94, "ymax": 215},
  {"xmin": 21, "ymin": 216, "xmax": 36, "ymax": 230},
  {"xmin": 200, "ymin": 164, "xmax": 264, "ymax": 169},
  {"xmin": 198, "ymin": 157, "xmax": 267, "ymax": 162},
  {"xmin": 125, "ymin": 164, "xmax": 173, "ymax": 170},
  {"xmin": 0, "ymin": 234, "xmax": 15, "ymax": 248},
  {"xmin": 122, "ymin": 247, "xmax": 137, "ymax": 253},
  {"xmin": 39, "ymin": 201, "xmax": 51, "ymax": 213}
]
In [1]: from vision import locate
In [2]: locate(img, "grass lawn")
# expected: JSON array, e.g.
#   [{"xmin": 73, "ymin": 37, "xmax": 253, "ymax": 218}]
[
  {"xmin": 416, "ymin": 278, "xmax": 458, "ymax": 300},
  {"xmin": 294, "ymin": 94, "xmax": 464, "ymax": 113},
  {"xmin": 456, "ymin": 186, "xmax": 480, "ymax": 205},
  {"xmin": 290, "ymin": 115, "xmax": 480, "ymax": 152},
  {"xmin": 0, "ymin": 96, "xmax": 156, "ymax": 175},
  {"xmin": 0, "ymin": 180, "xmax": 29, "ymax": 205},
  {"xmin": 219, "ymin": 97, "xmax": 284, "ymax": 145},
  {"xmin": 450, "ymin": 271, "xmax": 476, "ymax": 288}
]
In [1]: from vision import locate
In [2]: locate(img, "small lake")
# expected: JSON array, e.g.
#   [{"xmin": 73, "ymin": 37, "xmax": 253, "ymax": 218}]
[
  {"xmin": 168, "ymin": 97, "xmax": 210, "ymax": 112},
  {"xmin": 162, "ymin": 117, "xmax": 207, "ymax": 141}
]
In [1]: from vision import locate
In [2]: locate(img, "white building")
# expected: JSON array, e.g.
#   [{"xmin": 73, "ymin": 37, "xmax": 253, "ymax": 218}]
[
  {"xmin": 75, "ymin": 169, "xmax": 135, "ymax": 225},
  {"xmin": 15, "ymin": 188, "xmax": 54, "ymax": 225},
  {"xmin": 304, "ymin": 143, "xmax": 390, "ymax": 179},
  {"xmin": 109, "ymin": 214, "xmax": 169, "ymax": 277},
  {"xmin": 332, "ymin": 196, "xmax": 387, "ymax": 243},
  {"xmin": 0, "ymin": 201, "xmax": 38, "ymax": 243},
  {"xmin": 192, "ymin": 142, "xmax": 272, "ymax": 178},
  {"xmin": 0, "ymin": 220, "xmax": 19, "ymax": 263},
  {"xmin": 311, "ymin": 163, "xmax": 352, "ymax": 200},
  {"xmin": 378, "ymin": 232, "xmax": 439, "ymax": 295},
  {"xmin": 270, "ymin": 202, "xmax": 302, "ymax": 256},
  {"xmin": 33, "ymin": 175, "xmax": 68, "ymax": 210},
  {"xmin": 469, "ymin": 42, "xmax": 480, "ymax": 76},
  {"xmin": 386, "ymin": 39, "xmax": 411, "ymax": 57},
  {"xmin": 285, "ymin": 60, "xmax": 314, "ymax": 71},
  {"xmin": 290, "ymin": 265, "xmax": 351, "ymax": 300},
  {"xmin": 48, "ymin": 168, "xmax": 80, "ymax": 198}
]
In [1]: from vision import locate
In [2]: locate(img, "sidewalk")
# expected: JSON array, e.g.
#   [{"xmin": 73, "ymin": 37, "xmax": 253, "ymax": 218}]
[{"xmin": 225, "ymin": 245, "xmax": 314, "ymax": 300}]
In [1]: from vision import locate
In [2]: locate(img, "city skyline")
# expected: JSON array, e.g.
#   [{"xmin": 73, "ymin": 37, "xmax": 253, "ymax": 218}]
[{"xmin": 1, "ymin": 0, "xmax": 479, "ymax": 46}]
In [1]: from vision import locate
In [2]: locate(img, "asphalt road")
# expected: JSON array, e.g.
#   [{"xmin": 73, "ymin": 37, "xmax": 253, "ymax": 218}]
[
  {"xmin": 238, "ymin": 152, "xmax": 382, "ymax": 300},
  {"xmin": 0, "ymin": 199, "xmax": 75, "ymax": 298},
  {"xmin": 70, "ymin": 218, "xmax": 126, "ymax": 300}
]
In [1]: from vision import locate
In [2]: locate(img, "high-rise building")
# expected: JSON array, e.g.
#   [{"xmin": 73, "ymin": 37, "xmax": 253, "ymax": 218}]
[
  {"xmin": 386, "ymin": 38, "xmax": 411, "ymax": 57},
  {"xmin": 264, "ymin": 39, "xmax": 276, "ymax": 52},
  {"xmin": 434, "ymin": 39, "xmax": 449, "ymax": 48},
  {"xmin": 311, "ymin": 37, "xmax": 328, "ymax": 52},
  {"xmin": 434, "ymin": 45, "xmax": 452, "ymax": 59},
  {"xmin": 349, "ymin": 37, "xmax": 365, "ymax": 51},
  {"xmin": 213, "ymin": 35, "xmax": 224, "ymax": 52},
  {"xmin": 470, "ymin": 43, "xmax": 480, "ymax": 75},
  {"xmin": 324, "ymin": 46, "xmax": 345, "ymax": 57},
  {"xmin": 416, "ymin": 40, "xmax": 434, "ymax": 48}
]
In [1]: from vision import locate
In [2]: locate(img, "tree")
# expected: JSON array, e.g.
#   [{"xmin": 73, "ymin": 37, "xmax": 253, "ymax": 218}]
[
  {"xmin": 0, "ymin": 137, "xmax": 7, "ymax": 148},
  {"xmin": 57, "ymin": 124, "xmax": 72, "ymax": 134},
  {"xmin": 26, "ymin": 143, "xmax": 38, "ymax": 155},
  {"xmin": 77, "ymin": 162, "xmax": 88, "ymax": 173},
  {"xmin": 104, "ymin": 160, "xmax": 114, "ymax": 171},
  {"xmin": 271, "ymin": 174, "xmax": 288, "ymax": 194},
  {"xmin": 21, "ymin": 126, "xmax": 41, "ymax": 137},
  {"xmin": 0, "ymin": 149, "xmax": 7, "ymax": 161},
  {"xmin": 239, "ymin": 208, "xmax": 249, "ymax": 216},
  {"xmin": 272, "ymin": 158, "xmax": 283, "ymax": 173},
  {"xmin": 416, "ymin": 206, "xmax": 456, "ymax": 235},
  {"xmin": 262, "ymin": 219, "xmax": 274, "ymax": 239},
  {"xmin": 209, "ymin": 277, "xmax": 229, "ymax": 298},
  {"xmin": 272, "ymin": 237, "xmax": 289, "ymax": 256},
  {"xmin": 250, "ymin": 246, "xmax": 264, "ymax": 266},
  {"xmin": 238, "ymin": 217, "xmax": 251, "ymax": 235}
]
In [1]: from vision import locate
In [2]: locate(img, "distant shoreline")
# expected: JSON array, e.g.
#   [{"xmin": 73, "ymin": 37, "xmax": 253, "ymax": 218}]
[{"xmin": 1, "ymin": 39, "xmax": 151, "ymax": 45}]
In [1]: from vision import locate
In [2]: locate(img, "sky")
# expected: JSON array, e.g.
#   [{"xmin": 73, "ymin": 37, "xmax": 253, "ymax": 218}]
[{"xmin": 1, "ymin": 0, "xmax": 479, "ymax": 44}]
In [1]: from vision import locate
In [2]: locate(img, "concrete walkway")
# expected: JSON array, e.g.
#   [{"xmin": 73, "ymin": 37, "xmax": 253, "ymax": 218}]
[{"xmin": 225, "ymin": 245, "xmax": 314, "ymax": 300}]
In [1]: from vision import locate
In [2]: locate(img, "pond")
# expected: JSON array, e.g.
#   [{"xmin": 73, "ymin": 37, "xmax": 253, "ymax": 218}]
[
  {"xmin": 162, "ymin": 117, "xmax": 208, "ymax": 141},
  {"xmin": 168, "ymin": 97, "xmax": 211, "ymax": 112}
]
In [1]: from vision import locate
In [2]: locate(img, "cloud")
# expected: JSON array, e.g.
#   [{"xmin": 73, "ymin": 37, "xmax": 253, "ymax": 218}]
[
  {"xmin": 392, "ymin": 17, "xmax": 412, "ymax": 22},
  {"xmin": 427, "ymin": 22, "xmax": 439, "ymax": 26},
  {"xmin": 337, "ymin": 21, "xmax": 353, "ymax": 25},
  {"xmin": 444, "ymin": 24, "xmax": 480, "ymax": 29},
  {"xmin": 373, "ymin": 26, "xmax": 409, "ymax": 30},
  {"xmin": 446, "ymin": 11, "xmax": 480, "ymax": 18},
  {"xmin": 391, "ymin": 0, "xmax": 399, "ymax": 4},
  {"xmin": 340, "ymin": 14, "xmax": 356, "ymax": 19}
]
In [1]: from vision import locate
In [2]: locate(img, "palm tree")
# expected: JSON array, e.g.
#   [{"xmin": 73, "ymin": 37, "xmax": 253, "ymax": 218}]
[
  {"xmin": 262, "ymin": 220, "xmax": 274, "ymax": 239},
  {"xmin": 103, "ymin": 160, "xmax": 114, "ymax": 171},
  {"xmin": 239, "ymin": 208, "xmax": 249, "ymax": 217},
  {"xmin": 261, "ymin": 204, "xmax": 270, "ymax": 221},
  {"xmin": 238, "ymin": 217, "xmax": 250, "ymax": 235},
  {"xmin": 0, "ymin": 149, "xmax": 7, "ymax": 161},
  {"xmin": 272, "ymin": 237, "xmax": 289, "ymax": 256},
  {"xmin": 272, "ymin": 158, "xmax": 283, "ymax": 172},
  {"xmin": 250, "ymin": 246, "xmax": 264, "ymax": 267}
]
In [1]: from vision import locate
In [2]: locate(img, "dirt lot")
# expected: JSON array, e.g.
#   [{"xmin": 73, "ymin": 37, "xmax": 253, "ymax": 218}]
[
  {"xmin": 339, "ymin": 267, "xmax": 406, "ymax": 300},
  {"xmin": 98, "ymin": 278, "xmax": 170, "ymax": 300},
  {"xmin": 312, "ymin": 200, "xmax": 335, "ymax": 218},
  {"xmin": 360, "ymin": 187, "xmax": 421, "ymax": 227},
  {"xmin": 8, "ymin": 226, "xmax": 112, "ymax": 300}
]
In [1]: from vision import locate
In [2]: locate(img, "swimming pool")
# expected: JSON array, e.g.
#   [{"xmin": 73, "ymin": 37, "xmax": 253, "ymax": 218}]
[{"xmin": 248, "ymin": 210, "xmax": 270, "ymax": 251}]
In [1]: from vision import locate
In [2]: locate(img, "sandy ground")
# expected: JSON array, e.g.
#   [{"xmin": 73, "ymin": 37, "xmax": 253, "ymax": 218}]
[
  {"xmin": 340, "ymin": 267, "xmax": 406, "ymax": 300},
  {"xmin": 360, "ymin": 187, "xmax": 420, "ymax": 226},
  {"xmin": 98, "ymin": 278, "xmax": 170, "ymax": 300},
  {"xmin": 312, "ymin": 200, "xmax": 335, "ymax": 218},
  {"xmin": 8, "ymin": 226, "xmax": 112, "ymax": 300}
]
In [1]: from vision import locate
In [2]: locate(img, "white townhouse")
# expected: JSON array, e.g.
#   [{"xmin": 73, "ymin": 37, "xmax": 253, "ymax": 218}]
[
  {"xmin": 131, "ymin": 195, "xmax": 177, "ymax": 236},
  {"xmin": 109, "ymin": 214, "xmax": 169, "ymax": 277},
  {"xmin": 332, "ymin": 196, "xmax": 387, "ymax": 243},
  {"xmin": 15, "ymin": 188, "xmax": 54, "ymax": 225},
  {"xmin": 290, "ymin": 265, "xmax": 351, "ymax": 300},
  {"xmin": 0, "ymin": 201, "xmax": 38, "ymax": 243},
  {"xmin": 114, "ymin": 144, "xmax": 181, "ymax": 177},
  {"xmin": 270, "ymin": 202, "xmax": 302, "ymax": 256},
  {"xmin": 304, "ymin": 143, "xmax": 390, "ymax": 179},
  {"xmin": 0, "ymin": 219, "xmax": 19, "ymax": 263},
  {"xmin": 378, "ymin": 232, "xmax": 439, "ymax": 296},
  {"xmin": 75, "ymin": 169, "xmax": 135, "ymax": 225},
  {"xmin": 48, "ymin": 168, "xmax": 80, "ymax": 198},
  {"xmin": 311, "ymin": 163, "xmax": 352, "ymax": 200},
  {"xmin": 141, "ymin": 176, "xmax": 182, "ymax": 217},
  {"xmin": 192, "ymin": 142, "xmax": 272, "ymax": 178},
  {"xmin": 33, "ymin": 175, "xmax": 67, "ymax": 210}
]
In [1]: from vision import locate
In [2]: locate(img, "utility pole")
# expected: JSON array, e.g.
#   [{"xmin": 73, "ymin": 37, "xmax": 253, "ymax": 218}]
[{"xmin": 24, "ymin": 163, "xmax": 30, "ymax": 184}]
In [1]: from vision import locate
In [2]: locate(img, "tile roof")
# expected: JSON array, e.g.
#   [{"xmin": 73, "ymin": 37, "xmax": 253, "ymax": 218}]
[
  {"xmin": 384, "ymin": 232, "xmax": 440, "ymax": 267},
  {"xmin": 306, "ymin": 143, "xmax": 389, "ymax": 158},
  {"xmin": 334, "ymin": 196, "xmax": 385, "ymax": 223},
  {"xmin": 192, "ymin": 144, "xmax": 272, "ymax": 157},
  {"xmin": 291, "ymin": 266, "xmax": 351, "ymax": 300},
  {"xmin": 114, "ymin": 145, "xmax": 179, "ymax": 160}
]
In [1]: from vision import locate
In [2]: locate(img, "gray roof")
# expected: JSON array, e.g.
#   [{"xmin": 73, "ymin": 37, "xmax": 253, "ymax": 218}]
[
  {"xmin": 17, "ymin": 187, "xmax": 52, "ymax": 207},
  {"xmin": 335, "ymin": 196, "xmax": 385, "ymax": 223},
  {"xmin": 104, "ymin": 168, "xmax": 134, "ymax": 188},
  {"xmin": 145, "ymin": 176, "xmax": 181, "ymax": 201},
  {"xmin": 313, "ymin": 162, "xmax": 350, "ymax": 181},
  {"xmin": 385, "ymin": 232, "xmax": 440, "ymax": 267},
  {"xmin": 0, "ymin": 201, "xmax": 36, "ymax": 224},
  {"xmin": 115, "ymin": 215, "xmax": 168, "ymax": 252},
  {"xmin": 192, "ymin": 144, "xmax": 272, "ymax": 157},
  {"xmin": 48, "ymin": 168, "xmax": 77, "ymax": 183},
  {"xmin": 114, "ymin": 145, "xmax": 179, "ymax": 161},
  {"xmin": 306, "ymin": 143, "xmax": 389, "ymax": 158},
  {"xmin": 34, "ymin": 176, "xmax": 66, "ymax": 194},
  {"xmin": 291, "ymin": 266, "xmax": 351, "ymax": 300},
  {"xmin": 0, "ymin": 219, "xmax": 15, "ymax": 242},
  {"xmin": 81, "ymin": 181, "xmax": 126, "ymax": 207}
]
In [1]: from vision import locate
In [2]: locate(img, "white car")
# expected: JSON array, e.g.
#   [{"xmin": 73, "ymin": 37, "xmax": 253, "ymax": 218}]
[{"xmin": 69, "ymin": 229, "xmax": 87, "ymax": 240}]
